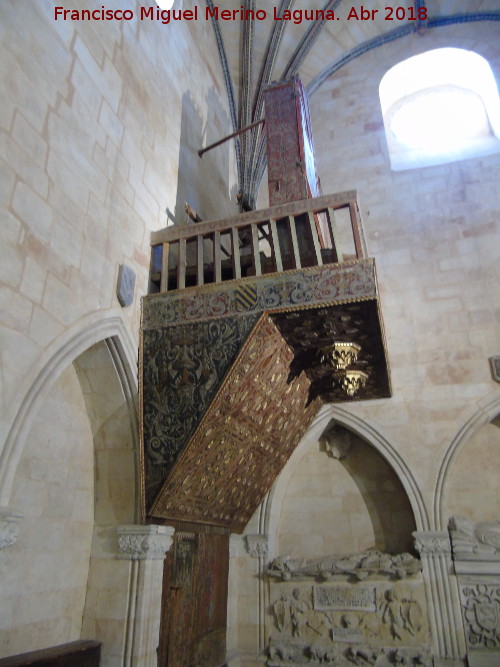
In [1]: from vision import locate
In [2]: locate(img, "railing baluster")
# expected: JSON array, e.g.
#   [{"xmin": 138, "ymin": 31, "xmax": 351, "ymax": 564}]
[
  {"xmin": 178, "ymin": 239, "xmax": 187, "ymax": 289},
  {"xmin": 251, "ymin": 223, "xmax": 262, "ymax": 276},
  {"xmin": 307, "ymin": 212, "xmax": 323, "ymax": 266},
  {"xmin": 160, "ymin": 242, "xmax": 169, "ymax": 292},
  {"xmin": 349, "ymin": 202, "xmax": 364, "ymax": 259},
  {"xmin": 231, "ymin": 228, "xmax": 241, "ymax": 279},
  {"xmin": 327, "ymin": 208, "xmax": 343, "ymax": 262},
  {"xmin": 287, "ymin": 216, "xmax": 302, "ymax": 269},
  {"xmin": 214, "ymin": 231, "xmax": 222, "ymax": 283},
  {"xmin": 150, "ymin": 193, "xmax": 365, "ymax": 290},
  {"xmin": 269, "ymin": 219, "xmax": 283, "ymax": 273},
  {"xmin": 197, "ymin": 235, "xmax": 204, "ymax": 286}
]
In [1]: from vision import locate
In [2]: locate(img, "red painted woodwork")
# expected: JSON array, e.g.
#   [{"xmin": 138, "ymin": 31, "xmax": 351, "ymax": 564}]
[
  {"xmin": 158, "ymin": 531, "xmax": 229, "ymax": 667},
  {"xmin": 264, "ymin": 77, "xmax": 321, "ymax": 207}
]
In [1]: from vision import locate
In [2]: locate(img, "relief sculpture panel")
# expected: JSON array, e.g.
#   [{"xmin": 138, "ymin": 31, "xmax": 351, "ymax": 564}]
[{"xmin": 267, "ymin": 550, "xmax": 430, "ymax": 666}]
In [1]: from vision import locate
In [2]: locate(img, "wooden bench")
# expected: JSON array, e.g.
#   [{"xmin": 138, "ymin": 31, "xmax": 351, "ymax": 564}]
[{"xmin": 0, "ymin": 640, "xmax": 101, "ymax": 667}]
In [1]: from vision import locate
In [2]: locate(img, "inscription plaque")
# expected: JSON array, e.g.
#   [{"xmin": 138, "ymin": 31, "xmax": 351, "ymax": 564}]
[
  {"xmin": 331, "ymin": 627, "xmax": 364, "ymax": 643},
  {"xmin": 314, "ymin": 586, "xmax": 376, "ymax": 612}
]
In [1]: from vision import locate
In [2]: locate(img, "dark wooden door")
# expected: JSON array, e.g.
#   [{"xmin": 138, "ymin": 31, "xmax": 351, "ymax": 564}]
[{"xmin": 158, "ymin": 530, "xmax": 229, "ymax": 667}]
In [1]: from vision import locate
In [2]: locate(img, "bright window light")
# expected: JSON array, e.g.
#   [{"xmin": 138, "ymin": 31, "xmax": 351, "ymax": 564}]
[{"xmin": 380, "ymin": 48, "xmax": 500, "ymax": 170}]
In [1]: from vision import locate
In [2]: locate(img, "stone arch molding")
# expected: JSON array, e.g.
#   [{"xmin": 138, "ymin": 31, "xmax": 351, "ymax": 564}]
[
  {"xmin": 0, "ymin": 312, "xmax": 139, "ymax": 512},
  {"xmin": 434, "ymin": 391, "xmax": 500, "ymax": 530},
  {"xmin": 260, "ymin": 403, "xmax": 430, "ymax": 557}
]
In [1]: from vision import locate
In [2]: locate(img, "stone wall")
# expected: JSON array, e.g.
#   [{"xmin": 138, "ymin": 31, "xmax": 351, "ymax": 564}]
[
  {"xmin": 0, "ymin": 0, "xmax": 236, "ymax": 662},
  {"xmin": 233, "ymin": 22, "xmax": 500, "ymax": 667},
  {"xmin": 308, "ymin": 22, "xmax": 500, "ymax": 514},
  {"xmin": 0, "ymin": 365, "xmax": 94, "ymax": 656}
]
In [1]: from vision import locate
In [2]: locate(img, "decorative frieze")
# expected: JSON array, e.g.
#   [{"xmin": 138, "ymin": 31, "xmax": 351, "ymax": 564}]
[
  {"xmin": 0, "ymin": 508, "xmax": 23, "ymax": 550},
  {"xmin": 267, "ymin": 549, "xmax": 422, "ymax": 581},
  {"xmin": 117, "ymin": 525, "xmax": 174, "ymax": 560},
  {"xmin": 245, "ymin": 534, "xmax": 269, "ymax": 559}
]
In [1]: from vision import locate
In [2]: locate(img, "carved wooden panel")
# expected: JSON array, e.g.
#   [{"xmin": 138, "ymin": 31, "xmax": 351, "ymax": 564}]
[
  {"xmin": 150, "ymin": 315, "xmax": 321, "ymax": 531},
  {"xmin": 158, "ymin": 531, "xmax": 228, "ymax": 667},
  {"xmin": 265, "ymin": 78, "xmax": 320, "ymax": 206}
]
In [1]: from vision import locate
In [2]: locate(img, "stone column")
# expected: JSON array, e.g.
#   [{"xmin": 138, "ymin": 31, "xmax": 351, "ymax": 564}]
[
  {"xmin": 245, "ymin": 534, "xmax": 269, "ymax": 656},
  {"xmin": 413, "ymin": 530, "xmax": 466, "ymax": 666},
  {"xmin": 117, "ymin": 525, "xmax": 175, "ymax": 667}
]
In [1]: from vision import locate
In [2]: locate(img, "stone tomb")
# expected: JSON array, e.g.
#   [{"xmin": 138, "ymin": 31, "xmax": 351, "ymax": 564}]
[{"xmin": 266, "ymin": 550, "xmax": 431, "ymax": 666}]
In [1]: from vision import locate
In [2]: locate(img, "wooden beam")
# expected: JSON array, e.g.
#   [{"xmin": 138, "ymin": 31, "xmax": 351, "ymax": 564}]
[
  {"xmin": 231, "ymin": 228, "xmax": 241, "ymax": 279},
  {"xmin": 269, "ymin": 219, "xmax": 283, "ymax": 273},
  {"xmin": 160, "ymin": 242, "xmax": 169, "ymax": 292},
  {"xmin": 251, "ymin": 224, "xmax": 262, "ymax": 276},
  {"xmin": 288, "ymin": 216, "xmax": 301, "ymax": 269},
  {"xmin": 307, "ymin": 212, "xmax": 323, "ymax": 267},
  {"xmin": 197, "ymin": 235, "xmax": 204, "ymax": 286}
]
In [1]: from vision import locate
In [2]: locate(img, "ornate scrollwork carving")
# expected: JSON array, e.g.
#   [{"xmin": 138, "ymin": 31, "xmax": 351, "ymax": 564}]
[
  {"xmin": 117, "ymin": 525, "xmax": 174, "ymax": 560},
  {"xmin": 0, "ymin": 508, "xmax": 23, "ymax": 550}
]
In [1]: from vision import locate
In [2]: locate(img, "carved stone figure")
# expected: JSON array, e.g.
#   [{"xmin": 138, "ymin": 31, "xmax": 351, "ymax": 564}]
[
  {"xmin": 381, "ymin": 590, "xmax": 422, "ymax": 640},
  {"xmin": 449, "ymin": 516, "xmax": 500, "ymax": 560},
  {"xmin": 273, "ymin": 592, "xmax": 292, "ymax": 633},
  {"xmin": 290, "ymin": 587, "xmax": 311, "ymax": 638},
  {"xmin": 267, "ymin": 550, "xmax": 421, "ymax": 582}
]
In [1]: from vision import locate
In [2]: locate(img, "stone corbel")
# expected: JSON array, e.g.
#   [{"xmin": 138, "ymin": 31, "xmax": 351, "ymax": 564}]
[
  {"xmin": 245, "ymin": 534, "xmax": 269, "ymax": 560},
  {"xmin": 117, "ymin": 525, "xmax": 175, "ymax": 560},
  {"xmin": 0, "ymin": 508, "xmax": 23, "ymax": 550}
]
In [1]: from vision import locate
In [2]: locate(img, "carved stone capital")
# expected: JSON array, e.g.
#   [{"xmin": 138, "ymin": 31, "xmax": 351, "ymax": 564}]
[
  {"xmin": 245, "ymin": 534, "xmax": 268, "ymax": 559},
  {"xmin": 413, "ymin": 531, "xmax": 451, "ymax": 555},
  {"xmin": 0, "ymin": 508, "xmax": 23, "ymax": 550},
  {"xmin": 117, "ymin": 525, "xmax": 174, "ymax": 560}
]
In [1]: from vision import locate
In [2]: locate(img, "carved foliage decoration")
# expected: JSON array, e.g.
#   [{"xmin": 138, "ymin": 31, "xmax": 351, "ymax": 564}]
[
  {"xmin": 142, "ymin": 314, "xmax": 258, "ymax": 508},
  {"xmin": 117, "ymin": 525, "xmax": 174, "ymax": 560},
  {"xmin": 461, "ymin": 584, "xmax": 500, "ymax": 650},
  {"xmin": 150, "ymin": 315, "xmax": 321, "ymax": 531},
  {"xmin": 142, "ymin": 260, "xmax": 378, "ymax": 329}
]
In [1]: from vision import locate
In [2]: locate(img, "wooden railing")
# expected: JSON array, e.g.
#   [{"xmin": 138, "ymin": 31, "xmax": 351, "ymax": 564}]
[{"xmin": 149, "ymin": 191, "xmax": 367, "ymax": 293}]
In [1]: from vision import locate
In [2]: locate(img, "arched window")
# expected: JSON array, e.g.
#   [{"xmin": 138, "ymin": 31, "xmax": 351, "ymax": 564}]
[{"xmin": 380, "ymin": 48, "xmax": 500, "ymax": 170}]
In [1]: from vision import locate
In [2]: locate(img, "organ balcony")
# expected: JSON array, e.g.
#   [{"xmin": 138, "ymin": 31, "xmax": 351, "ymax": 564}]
[{"xmin": 140, "ymin": 190, "xmax": 391, "ymax": 529}]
